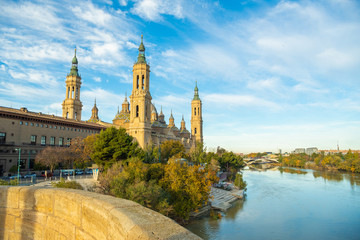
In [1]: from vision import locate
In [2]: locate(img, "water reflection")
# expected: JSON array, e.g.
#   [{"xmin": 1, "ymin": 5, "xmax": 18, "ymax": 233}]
[
  {"xmin": 186, "ymin": 168, "xmax": 360, "ymax": 240},
  {"xmin": 279, "ymin": 167, "xmax": 307, "ymax": 175}
]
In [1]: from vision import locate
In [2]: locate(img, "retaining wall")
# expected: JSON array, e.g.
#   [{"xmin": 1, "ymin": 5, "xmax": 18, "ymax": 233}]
[{"xmin": 0, "ymin": 186, "xmax": 201, "ymax": 239}]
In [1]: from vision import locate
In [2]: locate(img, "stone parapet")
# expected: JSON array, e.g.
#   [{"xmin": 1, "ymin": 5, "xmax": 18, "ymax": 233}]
[{"xmin": 0, "ymin": 186, "xmax": 201, "ymax": 240}]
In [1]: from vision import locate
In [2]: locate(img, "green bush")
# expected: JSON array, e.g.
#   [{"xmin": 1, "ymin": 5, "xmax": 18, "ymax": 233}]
[
  {"xmin": 0, "ymin": 179, "xmax": 19, "ymax": 186},
  {"xmin": 234, "ymin": 172, "xmax": 247, "ymax": 190},
  {"xmin": 51, "ymin": 178, "xmax": 83, "ymax": 190}
]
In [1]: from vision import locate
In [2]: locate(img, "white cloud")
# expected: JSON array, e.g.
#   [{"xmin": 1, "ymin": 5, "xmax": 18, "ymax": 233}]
[
  {"xmin": 131, "ymin": 0, "xmax": 184, "ymax": 21},
  {"xmin": 94, "ymin": 77, "xmax": 102, "ymax": 82},
  {"xmin": 72, "ymin": 3, "xmax": 112, "ymax": 26}
]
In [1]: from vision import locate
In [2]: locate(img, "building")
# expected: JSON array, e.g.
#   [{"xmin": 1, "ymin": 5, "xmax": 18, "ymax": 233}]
[
  {"xmin": 305, "ymin": 147, "xmax": 318, "ymax": 155},
  {"xmin": 293, "ymin": 148, "xmax": 305, "ymax": 154},
  {"xmin": 89, "ymin": 36, "xmax": 201, "ymax": 150},
  {"xmin": 0, "ymin": 36, "xmax": 202, "ymax": 176},
  {"xmin": 0, "ymin": 106, "xmax": 105, "ymax": 176}
]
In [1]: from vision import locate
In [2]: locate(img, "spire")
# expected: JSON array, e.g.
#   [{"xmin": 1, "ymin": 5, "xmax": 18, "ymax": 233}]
[
  {"xmin": 121, "ymin": 92, "xmax": 130, "ymax": 113},
  {"xmin": 169, "ymin": 109, "xmax": 174, "ymax": 120},
  {"xmin": 193, "ymin": 81, "xmax": 200, "ymax": 100},
  {"xmin": 168, "ymin": 110, "xmax": 175, "ymax": 127},
  {"xmin": 69, "ymin": 48, "xmax": 79, "ymax": 77},
  {"xmin": 136, "ymin": 35, "xmax": 146, "ymax": 64},
  {"xmin": 180, "ymin": 114, "xmax": 186, "ymax": 131},
  {"xmin": 160, "ymin": 106, "xmax": 163, "ymax": 115},
  {"xmin": 117, "ymin": 106, "xmax": 119, "ymax": 114}
]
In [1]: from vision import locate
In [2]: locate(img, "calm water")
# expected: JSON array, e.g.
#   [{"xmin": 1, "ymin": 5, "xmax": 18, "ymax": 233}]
[{"xmin": 186, "ymin": 168, "xmax": 360, "ymax": 240}]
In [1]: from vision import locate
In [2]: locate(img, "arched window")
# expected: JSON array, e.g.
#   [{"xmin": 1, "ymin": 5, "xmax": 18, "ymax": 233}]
[
  {"xmin": 194, "ymin": 128, "xmax": 197, "ymax": 134},
  {"xmin": 137, "ymin": 75, "xmax": 139, "ymax": 89},
  {"xmin": 72, "ymin": 87, "xmax": 75, "ymax": 98},
  {"xmin": 136, "ymin": 105, "xmax": 139, "ymax": 117},
  {"xmin": 198, "ymin": 107, "xmax": 200, "ymax": 115},
  {"xmin": 142, "ymin": 75, "xmax": 144, "ymax": 89},
  {"xmin": 76, "ymin": 88, "xmax": 79, "ymax": 99},
  {"xmin": 66, "ymin": 112, "xmax": 69, "ymax": 118},
  {"xmin": 194, "ymin": 107, "xmax": 196, "ymax": 116},
  {"xmin": 67, "ymin": 87, "xmax": 70, "ymax": 98},
  {"xmin": 74, "ymin": 112, "xmax": 77, "ymax": 119}
]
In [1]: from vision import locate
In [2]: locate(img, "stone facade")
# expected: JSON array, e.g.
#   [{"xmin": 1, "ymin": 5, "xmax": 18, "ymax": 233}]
[
  {"xmin": 0, "ymin": 107, "xmax": 105, "ymax": 176},
  {"xmin": 0, "ymin": 186, "xmax": 201, "ymax": 239},
  {"xmin": 109, "ymin": 36, "xmax": 203, "ymax": 150}
]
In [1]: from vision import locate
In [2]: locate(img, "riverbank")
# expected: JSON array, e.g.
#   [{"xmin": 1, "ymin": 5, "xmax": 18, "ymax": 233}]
[{"xmin": 186, "ymin": 168, "xmax": 360, "ymax": 240}]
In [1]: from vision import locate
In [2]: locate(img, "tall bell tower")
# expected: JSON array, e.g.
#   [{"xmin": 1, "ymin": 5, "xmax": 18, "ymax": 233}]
[
  {"xmin": 191, "ymin": 82, "xmax": 203, "ymax": 144},
  {"xmin": 129, "ymin": 35, "xmax": 152, "ymax": 148},
  {"xmin": 62, "ymin": 49, "xmax": 83, "ymax": 120}
]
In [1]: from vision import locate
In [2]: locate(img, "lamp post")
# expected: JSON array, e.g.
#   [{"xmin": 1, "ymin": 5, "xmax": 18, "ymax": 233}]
[{"xmin": 15, "ymin": 148, "xmax": 21, "ymax": 181}]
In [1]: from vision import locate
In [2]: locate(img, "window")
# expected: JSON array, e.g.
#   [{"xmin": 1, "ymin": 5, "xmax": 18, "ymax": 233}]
[
  {"xmin": 194, "ymin": 128, "xmax": 197, "ymax": 134},
  {"xmin": 40, "ymin": 124, "xmax": 43, "ymax": 128},
  {"xmin": 54, "ymin": 126, "xmax": 57, "ymax": 129},
  {"xmin": 20, "ymin": 121, "xmax": 23, "ymax": 125},
  {"xmin": 67, "ymin": 138, "xmax": 71, "ymax": 146},
  {"xmin": 41, "ymin": 136, "xmax": 46, "ymax": 146},
  {"xmin": 198, "ymin": 107, "xmax": 200, "ymax": 115},
  {"xmin": 0, "ymin": 132, "xmax": 6, "ymax": 144},
  {"xmin": 45, "ymin": 124, "xmax": 48, "ymax": 128},
  {"xmin": 194, "ymin": 107, "xmax": 196, "ymax": 116},
  {"xmin": 36, "ymin": 123, "xmax": 39, "ymax": 127},
  {"xmin": 74, "ymin": 112, "xmax": 77, "ymax": 119},
  {"xmin": 59, "ymin": 137, "xmax": 64, "ymax": 146},
  {"xmin": 49, "ymin": 125, "xmax": 52, "ymax": 129},
  {"xmin": 50, "ymin": 137, "xmax": 55, "ymax": 146},
  {"xmin": 142, "ymin": 75, "xmax": 144, "ymax": 89},
  {"xmin": 137, "ymin": 75, "xmax": 139, "ymax": 89},
  {"xmin": 136, "ymin": 105, "xmax": 139, "ymax": 117},
  {"xmin": 66, "ymin": 112, "xmax": 69, "ymax": 118},
  {"xmin": 30, "ymin": 135, "xmax": 37, "ymax": 145},
  {"xmin": 30, "ymin": 123, "xmax": 34, "ymax": 126},
  {"xmin": 25, "ymin": 122, "xmax": 28, "ymax": 126}
]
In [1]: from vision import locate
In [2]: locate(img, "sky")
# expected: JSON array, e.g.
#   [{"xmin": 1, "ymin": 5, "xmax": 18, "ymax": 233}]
[{"xmin": 0, "ymin": 0, "xmax": 359, "ymax": 153}]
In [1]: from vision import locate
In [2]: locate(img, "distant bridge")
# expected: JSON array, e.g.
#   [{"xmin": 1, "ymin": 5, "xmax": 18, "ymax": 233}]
[{"xmin": 244, "ymin": 158, "xmax": 279, "ymax": 165}]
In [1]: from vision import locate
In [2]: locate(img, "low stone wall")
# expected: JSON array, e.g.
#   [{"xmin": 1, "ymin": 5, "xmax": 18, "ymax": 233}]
[{"xmin": 0, "ymin": 186, "xmax": 201, "ymax": 240}]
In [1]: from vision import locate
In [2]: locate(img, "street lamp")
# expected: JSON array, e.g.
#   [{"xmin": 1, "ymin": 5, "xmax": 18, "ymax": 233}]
[{"xmin": 15, "ymin": 148, "xmax": 21, "ymax": 181}]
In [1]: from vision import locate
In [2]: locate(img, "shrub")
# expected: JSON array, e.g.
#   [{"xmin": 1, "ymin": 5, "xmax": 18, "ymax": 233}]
[
  {"xmin": 51, "ymin": 178, "xmax": 83, "ymax": 190},
  {"xmin": 234, "ymin": 172, "xmax": 247, "ymax": 190}
]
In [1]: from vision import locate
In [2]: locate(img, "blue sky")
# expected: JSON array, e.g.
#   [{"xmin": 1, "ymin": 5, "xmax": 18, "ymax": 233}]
[{"xmin": 0, "ymin": 0, "xmax": 359, "ymax": 153}]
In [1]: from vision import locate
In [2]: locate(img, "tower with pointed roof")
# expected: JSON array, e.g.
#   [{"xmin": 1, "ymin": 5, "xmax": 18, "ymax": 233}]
[
  {"xmin": 191, "ymin": 82, "xmax": 203, "ymax": 144},
  {"xmin": 88, "ymin": 99, "xmax": 99, "ymax": 122},
  {"xmin": 62, "ymin": 49, "xmax": 83, "ymax": 120},
  {"xmin": 168, "ymin": 110, "xmax": 175, "ymax": 128},
  {"xmin": 129, "ymin": 35, "xmax": 152, "ymax": 148}
]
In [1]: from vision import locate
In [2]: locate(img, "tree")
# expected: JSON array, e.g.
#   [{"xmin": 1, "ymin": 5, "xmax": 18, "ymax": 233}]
[
  {"xmin": 160, "ymin": 140, "xmax": 187, "ymax": 163},
  {"xmin": 218, "ymin": 151, "xmax": 244, "ymax": 172},
  {"xmin": 35, "ymin": 147, "xmax": 67, "ymax": 172},
  {"xmin": 190, "ymin": 141, "xmax": 207, "ymax": 164},
  {"xmin": 234, "ymin": 172, "xmax": 247, "ymax": 190},
  {"xmin": 160, "ymin": 158, "xmax": 218, "ymax": 221},
  {"xmin": 91, "ymin": 127, "xmax": 142, "ymax": 169}
]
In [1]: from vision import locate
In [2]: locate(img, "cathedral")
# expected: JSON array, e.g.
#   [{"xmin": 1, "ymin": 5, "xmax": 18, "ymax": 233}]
[{"xmin": 62, "ymin": 36, "xmax": 203, "ymax": 150}]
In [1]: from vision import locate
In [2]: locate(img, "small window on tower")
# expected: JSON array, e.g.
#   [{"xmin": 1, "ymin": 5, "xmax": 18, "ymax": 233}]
[
  {"xmin": 142, "ymin": 75, "xmax": 144, "ymax": 89},
  {"xmin": 75, "ymin": 112, "xmax": 77, "ymax": 119},
  {"xmin": 194, "ymin": 107, "xmax": 196, "ymax": 116},
  {"xmin": 137, "ymin": 75, "xmax": 139, "ymax": 89},
  {"xmin": 194, "ymin": 128, "xmax": 197, "ymax": 134},
  {"xmin": 136, "ymin": 105, "xmax": 139, "ymax": 117},
  {"xmin": 198, "ymin": 107, "xmax": 200, "ymax": 115}
]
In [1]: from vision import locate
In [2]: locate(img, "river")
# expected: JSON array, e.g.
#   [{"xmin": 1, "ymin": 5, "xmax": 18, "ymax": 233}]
[{"xmin": 186, "ymin": 167, "xmax": 360, "ymax": 240}]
